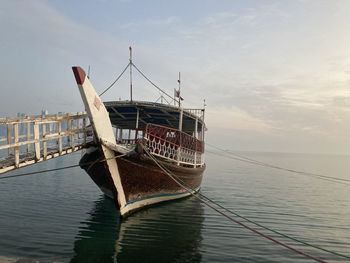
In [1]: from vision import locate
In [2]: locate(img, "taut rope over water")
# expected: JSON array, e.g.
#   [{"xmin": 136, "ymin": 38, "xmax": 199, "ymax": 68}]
[
  {"xmin": 141, "ymin": 144, "xmax": 350, "ymax": 263},
  {"xmin": 0, "ymin": 153, "xmax": 126, "ymax": 180},
  {"xmin": 206, "ymin": 143, "xmax": 350, "ymax": 186},
  {"xmin": 1, "ymin": 145, "xmax": 349, "ymax": 261}
]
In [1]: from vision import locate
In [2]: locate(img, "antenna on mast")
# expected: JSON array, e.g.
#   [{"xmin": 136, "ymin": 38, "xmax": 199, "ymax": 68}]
[
  {"xmin": 129, "ymin": 46, "xmax": 133, "ymax": 102},
  {"xmin": 87, "ymin": 65, "xmax": 91, "ymax": 79}
]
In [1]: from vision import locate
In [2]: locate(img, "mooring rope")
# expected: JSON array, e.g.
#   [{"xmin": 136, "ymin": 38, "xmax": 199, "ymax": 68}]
[
  {"xmin": 141, "ymin": 145, "xmax": 350, "ymax": 262},
  {"xmin": 0, "ymin": 153, "xmax": 127, "ymax": 180},
  {"xmin": 1, "ymin": 145, "xmax": 349, "ymax": 261},
  {"xmin": 206, "ymin": 149, "xmax": 350, "ymax": 186},
  {"xmin": 206, "ymin": 143, "xmax": 350, "ymax": 186},
  {"xmin": 155, "ymin": 153, "xmax": 350, "ymax": 259},
  {"xmin": 198, "ymin": 184, "xmax": 350, "ymax": 260}
]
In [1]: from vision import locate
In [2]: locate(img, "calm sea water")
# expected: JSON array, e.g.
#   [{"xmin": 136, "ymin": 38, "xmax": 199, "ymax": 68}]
[{"xmin": 0, "ymin": 150, "xmax": 349, "ymax": 262}]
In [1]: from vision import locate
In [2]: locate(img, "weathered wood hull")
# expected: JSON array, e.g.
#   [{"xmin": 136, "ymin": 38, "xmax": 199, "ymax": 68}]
[
  {"xmin": 72, "ymin": 66, "xmax": 206, "ymax": 217},
  {"xmin": 80, "ymin": 148, "xmax": 205, "ymax": 216}
]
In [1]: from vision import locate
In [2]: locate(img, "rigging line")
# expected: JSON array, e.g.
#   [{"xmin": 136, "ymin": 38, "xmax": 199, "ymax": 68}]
[
  {"xmin": 205, "ymin": 149, "xmax": 350, "ymax": 186},
  {"xmin": 143, "ymin": 149, "xmax": 350, "ymax": 260},
  {"xmin": 0, "ymin": 153, "xmax": 127, "ymax": 180},
  {"xmin": 208, "ymin": 144, "xmax": 350, "ymax": 182},
  {"xmin": 197, "ymin": 184, "xmax": 350, "ymax": 260},
  {"xmin": 99, "ymin": 63, "xmax": 130, "ymax": 97},
  {"xmin": 131, "ymin": 62, "xmax": 175, "ymax": 102},
  {"xmin": 206, "ymin": 143, "xmax": 350, "ymax": 184},
  {"xmin": 0, "ymin": 164, "xmax": 80, "ymax": 180},
  {"xmin": 141, "ymin": 146, "xmax": 328, "ymax": 263},
  {"xmin": 231, "ymin": 151, "xmax": 350, "ymax": 183}
]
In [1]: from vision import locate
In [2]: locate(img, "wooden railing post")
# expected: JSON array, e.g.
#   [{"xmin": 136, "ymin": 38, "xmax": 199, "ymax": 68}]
[
  {"xmin": 58, "ymin": 121, "xmax": 62, "ymax": 155},
  {"xmin": 48, "ymin": 121, "xmax": 51, "ymax": 136},
  {"xmin": 42, "ymin": 123, "xmax": 47, "ymax": 160},
  {"xmin": 34, "ymin": 122, "xmax": 40, "ymax": 161},
  {"xmin": 7, "ymin": 123, "xmax": 12, "ymax": 155},
  {"xmin": 67, "ymin": 119, "xmax": 73, "ymax": 147},
  {"xmin": 26, "ymin": 121, "xmax": 31, "ymax": 153},
  {"xmin": 14, "ymin": 123, "xmax": 19, "ymax": 168},
  {"xmin": 83, "ymin": 116, "xmax": 87, "ymax": 145}
]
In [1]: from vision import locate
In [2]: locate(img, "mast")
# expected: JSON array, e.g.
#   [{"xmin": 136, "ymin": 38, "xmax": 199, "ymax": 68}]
[
  {"xmin": 129, "ymin": 46, "xmax": 133, "ymax": 102},
  {"xmin": 178, "ymin": 72, "xmax": 181, "ymax": 108},
  {"xmin": 202, "ymin": 99, "xmax": 206, "ymax": 142}
]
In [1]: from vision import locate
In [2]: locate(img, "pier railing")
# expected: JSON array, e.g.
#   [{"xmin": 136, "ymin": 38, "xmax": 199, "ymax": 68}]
[
  {"xmin": 145, "ymin": 123, "xmax": 204, "ymax": 167},
  {"xmin": 0, "ymin": 113, "xmax": 93, "ymax": 174}
]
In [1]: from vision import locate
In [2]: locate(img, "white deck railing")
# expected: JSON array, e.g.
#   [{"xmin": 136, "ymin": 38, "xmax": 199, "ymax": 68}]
[{"xmin": 144, "ymin": 123, "xmax": 204, "ymax": 167}]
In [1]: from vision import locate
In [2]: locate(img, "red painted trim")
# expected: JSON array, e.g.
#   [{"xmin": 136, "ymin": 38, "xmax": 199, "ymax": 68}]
[{"xmin": 72, "ymin": 66, "xmax": 86, "ymax": 85}]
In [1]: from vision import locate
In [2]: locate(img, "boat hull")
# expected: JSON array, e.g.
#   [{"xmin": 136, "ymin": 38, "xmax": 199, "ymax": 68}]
[{"xmin": 80, "ymin": 148, "xmax": 205, "ymax": 216}]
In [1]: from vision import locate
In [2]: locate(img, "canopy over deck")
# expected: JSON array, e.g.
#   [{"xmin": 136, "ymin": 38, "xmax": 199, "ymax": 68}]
[{"xmin": 104, "ymin": 101, "xmax": 205, "ymax": 133}]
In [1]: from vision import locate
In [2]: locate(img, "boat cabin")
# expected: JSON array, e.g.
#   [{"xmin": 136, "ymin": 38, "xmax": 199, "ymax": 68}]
[{"xmin": 104, "ymin": 100, "xmax": 206, "ymax": 167}]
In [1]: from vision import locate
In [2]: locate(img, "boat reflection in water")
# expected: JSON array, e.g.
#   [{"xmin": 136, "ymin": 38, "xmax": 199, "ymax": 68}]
[
  {"xmin": 69, "ymin": 197, "xmax": 120, "ymax": 263},
  {"xmin": 70, "ymin": 195, "xmax": 204, "ymax": 263}
]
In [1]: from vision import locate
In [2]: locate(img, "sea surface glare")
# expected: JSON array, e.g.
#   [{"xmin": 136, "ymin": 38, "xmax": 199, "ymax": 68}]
[{"xmin": 0, "ymin": 151, "xmax": 349, "ymax": 262}]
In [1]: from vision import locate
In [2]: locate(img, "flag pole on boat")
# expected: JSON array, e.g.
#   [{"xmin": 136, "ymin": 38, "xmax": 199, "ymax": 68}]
[
  {"xmin": 178, "ymin": 72, "xmax": 181, "ymax": 108},
  {"xmin": 129, "ymin": 46, "xmax": 133, "ymax": 102}
]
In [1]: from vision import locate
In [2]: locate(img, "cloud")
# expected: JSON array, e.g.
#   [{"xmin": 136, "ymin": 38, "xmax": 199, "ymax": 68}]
[
  {"xmin": 207, "ymin": 106, "xmax": 274, "ymax": 132},
  {"xmin": 1, "ymin": 0, "xmax": 350, "ymax": 153},
  {"xmin": 0, "ymin": 0, "xmax": 133, "ymax": 116},
  {"xmin": 120, "ymin": 16, "xmax": 181, "ymax": 29}
]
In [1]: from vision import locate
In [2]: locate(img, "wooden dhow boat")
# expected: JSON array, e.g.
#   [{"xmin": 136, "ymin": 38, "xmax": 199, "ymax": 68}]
[{"xmin": 72, "ymin": 58, "xmax": 206, "ymax": 217}]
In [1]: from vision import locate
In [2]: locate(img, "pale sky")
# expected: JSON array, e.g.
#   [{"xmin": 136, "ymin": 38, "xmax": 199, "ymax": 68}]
[{"xmin": 1, "ymin": 0, "xmax": 350, "ymax": 154}]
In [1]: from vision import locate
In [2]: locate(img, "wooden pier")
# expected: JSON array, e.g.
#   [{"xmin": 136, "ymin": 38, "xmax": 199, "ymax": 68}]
[{"xmin": 0, "ymin": 112, "xmax": 93, "ymax": 174}]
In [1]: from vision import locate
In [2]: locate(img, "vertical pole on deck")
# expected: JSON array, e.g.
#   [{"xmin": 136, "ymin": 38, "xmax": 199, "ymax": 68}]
[
  {"xmin": 194, "ymin": 117, "xmax": 198, "ymax": 166},
  {"xmin": 118, "ymin": 128, "xmax": 123, "ymax": 143},
  {"xmin": 178, "ymin": 72, "xmax": 181, "ymax": 108},
  {"xmin": 178, "ymin": 108, "xmax": 183, "ymax": 132},
  {"xmin": 201, "ymin": 112, "xmax": 205, "ymax": 165},
  {"xmin": 200, "ymin": 101, "xmax": 206, "ymax": 165},
  {"xmin": 42, "ymin": 123, "xmax": 47, "ymax": 160},
  {"xmin": 202, "ymin": 100, "xmax": 206, "ymax": 142},
  {"xmin": 194, "ymin": 117, "xmax": 198, "ymax": 139},
  {"xmin": 34, "ymin": 122, "xmax": 40, "ymax": 161},
  {"xmin": 129, "ymin": 46, "xmax": 133, "ymax": 102},
  {"xmin": 177, "ymin": 108, "xmax": 184, "ymax": 165},
  {"xmin": 135, "ymin": 108, "xmax": 139, "ymax": 140},
  {"xmin": 14, "ymin": 123, "xmax": 19, "ymax": 168},
  {"xmin": 201, "ymin": 111, "xmax": 205, "ymax": 142}
]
